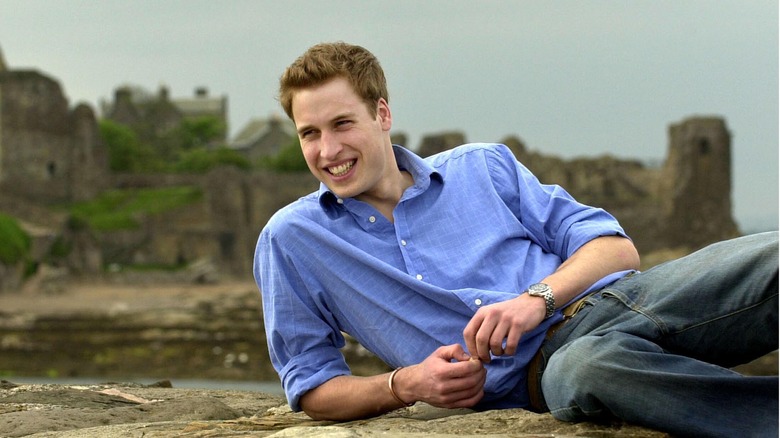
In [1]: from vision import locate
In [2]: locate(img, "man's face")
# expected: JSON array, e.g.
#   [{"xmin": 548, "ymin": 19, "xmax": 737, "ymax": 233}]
[{"xmin": 292, "ymin": 77, "xmax": 393, "ymax": 201}]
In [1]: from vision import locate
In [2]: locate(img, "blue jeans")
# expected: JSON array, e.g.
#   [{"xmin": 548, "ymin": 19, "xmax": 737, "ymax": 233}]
[{"xmin": 538, "ymin": 232, "xmax": 779, "ymax": 437}]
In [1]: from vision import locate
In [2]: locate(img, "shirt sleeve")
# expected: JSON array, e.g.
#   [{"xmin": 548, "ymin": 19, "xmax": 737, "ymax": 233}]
[
  {"xmin": 485, "ymin": 144, "xmax": 629, "ymax": 260},
  {"xmin": 254, "ymin": 215, "xmax": 352, "ymax": 412}
]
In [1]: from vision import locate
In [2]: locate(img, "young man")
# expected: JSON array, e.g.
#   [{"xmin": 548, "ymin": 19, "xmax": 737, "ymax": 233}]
[{"xmin": 254, "ymin": 42, "xmax": 778, "ymax": 436}]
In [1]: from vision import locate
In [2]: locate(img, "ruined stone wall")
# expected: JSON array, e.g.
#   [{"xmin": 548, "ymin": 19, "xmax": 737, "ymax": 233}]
[
  {"xmin": 102, "ymin": 173, "xmax": 218, "ymax": 274},
  {"xmin": 0, "ymin": 71, "xmax": 72, "ymax": 200},
  {"xmin": 660, "ymin": 117, "xmax": 738, "ymax": 248},
  {"xmin": 417, "ymin": 116, "xmax": 738, "ymax": 253},
  {"xmin": 517, "ymin": 118, "xmax": 737, "ymax": 253},
  {"xmin": 0, "ymin": 64, "xmax": 738, "ymax": 280},
  {"xmin": 97, "ymin": 116, "xmax": 736, "ymax": 280},
  {"xmin": 513, "ymin": 145, "xmax": 666, "ymax": 252},
  {"xmin": 0, "ymin": 51, "xmax": 740, "ymax": 283},
  {"xmin": 105, "ymin": 170, "xmax": 318, "ymax": 279},
  {"xmin": 70, "ymin": 104, "xmax": 109, "ymax": 200},
  {"xmin": 417, "ymin": 131, "xmax": 467, "ymax": 157},
  {"xmin": 0, "ymin": 70, "xmax": 108, "ymax": 203}
]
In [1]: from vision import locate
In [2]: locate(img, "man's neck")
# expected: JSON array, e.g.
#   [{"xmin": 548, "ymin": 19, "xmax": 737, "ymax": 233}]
[{"xmin": 356, "ymin": 170, "xmax": 414, "ymax": 223}]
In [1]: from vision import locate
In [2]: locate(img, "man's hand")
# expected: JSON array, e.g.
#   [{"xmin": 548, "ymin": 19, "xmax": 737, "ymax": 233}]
[
  {"xmin": 397, "ymin": 344, "xmax": 486, "ymax": 408},
  {"xmin": 462, "ymin": 236, "xmax": 640, "ymax": 364},
  {"xmin": 300, "ymin": 344, "xmax": 485, "ymax": 420},
  {"xmin": 463, "ymin": 293, "xmax": 547, "ymax": 363}
]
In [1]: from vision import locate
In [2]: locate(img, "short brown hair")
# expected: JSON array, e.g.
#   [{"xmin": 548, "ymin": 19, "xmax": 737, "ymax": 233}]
[{"xmin": 278, "ymin": 42, "xmax": 388, "ymax": 120}]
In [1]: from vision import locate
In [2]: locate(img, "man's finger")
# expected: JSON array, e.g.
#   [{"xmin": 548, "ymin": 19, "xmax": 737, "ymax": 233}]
[
  {"xmin": 462, "ymin": 314, "xmax": 483, "ymax": 360},
  {"xmin": 503, "ymin": 326, "xmax": 522, "ymax": 356}
]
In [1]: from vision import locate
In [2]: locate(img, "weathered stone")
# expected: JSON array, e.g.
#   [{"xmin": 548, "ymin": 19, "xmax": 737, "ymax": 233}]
[
  {"xmin": 0, "ymin": 53, "xmax": 743, "ymax": 286},
  {"xmin": 0, "ymin": 69, "xmax": 108, "ymax": 203},
  {"xmin": 390, "ymin": 131, "xmax": 407, "ymax": 147},
  {"xmin": 501, "ymin": 117, "xmax": 739, "ymax": 252},
  {"xmin": 104, "ymin": 84, "xmax": 229, "ymax": 145},
  {"xmin": 417, "ymin": 131, "xmax": 467, "ymax": 157},
  {"xmin": 0, "ymin": 383, "xmax": 670, "ymax": 437},
  {"xmin": 0, "ymin": 262, "xmax": 23, "ymax": 291},
  {"xmin": 2, "ymin": 280, "xmax": 776, "ymax": 437},
  {"xmin": 20, "ymin": 264, "xmax": 69, "ymax": 294},
  {"xmin": 1, "ymin": 280, "xmax": 774, "ymax": 392},
  {"xmin": 0, "ymin": 52, "xmax": 743, "ymax": 293},
  {"xmin": 660, "ymin": 116, "xmax": 739, "ymax": 248},
  {"xmin": 231, "ymin": 115, "xmax": 297, "ymax": 161}
]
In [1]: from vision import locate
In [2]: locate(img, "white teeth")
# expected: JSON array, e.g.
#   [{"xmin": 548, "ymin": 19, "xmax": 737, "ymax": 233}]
[{"xmin": 328, "ymin": 161, "xmax": 354, "ymax": 177}]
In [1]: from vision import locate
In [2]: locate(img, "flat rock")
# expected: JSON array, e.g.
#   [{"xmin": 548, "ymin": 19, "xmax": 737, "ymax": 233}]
[{"xmin": 0, "ymin": 382, "xmax": 669, "ymax": 437}]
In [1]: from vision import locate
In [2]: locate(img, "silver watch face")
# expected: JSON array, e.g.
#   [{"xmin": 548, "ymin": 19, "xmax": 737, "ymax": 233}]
[
  {"xmin": 528, "ymin": 283, "xmax": 551, "ymax": 294},
  {"xmin": 527, "ymin": 282, "xmax": 555, "ymax": 318}
]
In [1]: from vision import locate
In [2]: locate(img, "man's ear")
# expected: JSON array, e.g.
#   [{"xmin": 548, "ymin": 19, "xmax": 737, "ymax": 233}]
[{"xmin": 377, "ymin": 98, "xmax": 392, "ymax": 131}]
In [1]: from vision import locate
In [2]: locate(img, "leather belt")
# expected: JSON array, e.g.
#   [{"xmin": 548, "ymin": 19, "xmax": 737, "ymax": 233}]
[{"xmin": 526, "ymin": 291, "xmax": 594, "ymax": 412}]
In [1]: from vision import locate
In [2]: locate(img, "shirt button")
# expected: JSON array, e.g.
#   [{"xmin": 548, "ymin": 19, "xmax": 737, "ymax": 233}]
[
  {"xmin": 368, "ymin": 216, "xmax": 376, "ymax": 223},
  {"xmin": 416, "ymin": 274, "xmax": 423, "ymax": 280},
  {"xmin": 475, "ymin": 298, "xmax": 483, "ymax": 306},
  {"xmin": 336, "ymin": 198, "xmax": 344, "ymax": 204},
  {"xmin": 401, "ymin": 240, "xmax": 407, "ymax": 246}
]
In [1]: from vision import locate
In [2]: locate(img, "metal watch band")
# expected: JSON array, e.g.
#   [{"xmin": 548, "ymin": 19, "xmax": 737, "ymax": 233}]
[{"xmin": 528, "ymin": 282, "xmax": 555, "ymax": 319}]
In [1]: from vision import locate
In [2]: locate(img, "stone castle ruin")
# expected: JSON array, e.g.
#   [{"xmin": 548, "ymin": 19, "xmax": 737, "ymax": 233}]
[
  {"xmin": 0, "ymin": 47, "xmax": 740, "ymax": 288},
  {"xmin": 102, "ymin": 84, "xmax": 229, "ymax": 147},
  {"xmin": 516, "ymin": 115, "xmax": 738, "ymax": 252},
  {"xmin": 0, "ymin": 49, "xmax": 108, "ymax": 206}
]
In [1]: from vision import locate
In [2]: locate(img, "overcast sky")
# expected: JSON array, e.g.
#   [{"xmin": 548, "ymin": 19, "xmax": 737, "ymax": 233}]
[{"xmin": 0, "ymin": 0, "xmax": 777, "ymax": 232}]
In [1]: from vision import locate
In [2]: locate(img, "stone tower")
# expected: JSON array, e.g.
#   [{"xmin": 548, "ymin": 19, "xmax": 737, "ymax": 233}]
[
  {"xmin": 660, "ymin": 116, "xmax": 739, "ymax": 248},
  {"xmin": 0, "ymin": 51, "xmax": 108, "ymax": 203}
]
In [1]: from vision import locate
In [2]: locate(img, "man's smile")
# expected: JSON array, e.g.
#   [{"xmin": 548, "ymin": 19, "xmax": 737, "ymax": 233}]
[{"xmin": 328, "ymin": 160, "xmax": 356, "ymax": 177}]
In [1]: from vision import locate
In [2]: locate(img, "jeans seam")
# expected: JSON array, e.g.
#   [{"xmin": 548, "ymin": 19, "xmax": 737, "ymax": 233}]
[
  {"xmin": 674, "ymin": 291, "xmax": 779, "ymax": 335},
  {"xmin": 549, "ymin": 403, "xmax": 606, "ymax": 419},
  {"xmin": 600, "ymin": 289, "xmax": 668, "ymax": 334}
]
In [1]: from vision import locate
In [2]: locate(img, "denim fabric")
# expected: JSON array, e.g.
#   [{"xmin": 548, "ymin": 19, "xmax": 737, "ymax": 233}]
[{"xmin": 538, "ymin": 231, "xmax": 779, "ymax": 437}]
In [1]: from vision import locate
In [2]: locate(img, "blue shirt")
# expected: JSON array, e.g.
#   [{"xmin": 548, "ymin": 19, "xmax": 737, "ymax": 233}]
[{"xmin": 254, "ymin": 143, "xmax": 630, "ymax": 412}]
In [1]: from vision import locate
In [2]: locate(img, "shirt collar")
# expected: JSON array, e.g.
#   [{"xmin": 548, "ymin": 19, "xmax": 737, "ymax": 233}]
[{"xmin": 317, "ymin": 145, "xmax": 442, "ymax": 212}]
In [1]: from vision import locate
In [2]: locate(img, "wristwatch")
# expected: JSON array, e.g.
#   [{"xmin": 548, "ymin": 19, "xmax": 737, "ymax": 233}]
[{"xmin": 527, "ymin": 283, "xmax": 555, "ymax": 319}]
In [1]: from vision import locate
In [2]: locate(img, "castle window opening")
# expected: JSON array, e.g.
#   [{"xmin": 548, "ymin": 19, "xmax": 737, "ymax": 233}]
[
  {"xmin": 47, "ymin": 162, "xmax": 56, "ymax": 177},
  {"xmin": 697, "ymin": 138, "xmax": 710, "ymax": 155}
]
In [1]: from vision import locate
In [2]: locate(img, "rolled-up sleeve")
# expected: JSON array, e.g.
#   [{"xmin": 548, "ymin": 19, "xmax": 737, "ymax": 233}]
[{"xmin": 255, "ymin": 219, "xmax": 351, "ymax": 412}]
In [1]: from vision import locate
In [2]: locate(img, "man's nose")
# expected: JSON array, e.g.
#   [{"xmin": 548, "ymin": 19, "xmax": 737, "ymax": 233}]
[{"xmin": 319, "ymin": 131, "xmax": 342, "ymax": 160}]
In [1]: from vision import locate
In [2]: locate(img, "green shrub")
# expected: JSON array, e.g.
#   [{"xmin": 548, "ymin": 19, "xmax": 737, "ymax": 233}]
[
  {"xmin": 48, "ymin": 236, "xmax": 72, "ymax": 259},
  {"xmin": 99, "ymin": 120, "xmax": 164, "ymax": 172},
  {"xmin": 100, "ymin": 117, "xmax": 231, "ymax": 173},
  {"xmin": 178, "ymin": 116, "xmax": 227, "ymax": 150},
  {"xmin": 0, "ymin": 213, "xmax": 31, "ymax": 265},
  {"xmin": 175, "ymin": 147, "xmax": 251, "ymax": 173}
]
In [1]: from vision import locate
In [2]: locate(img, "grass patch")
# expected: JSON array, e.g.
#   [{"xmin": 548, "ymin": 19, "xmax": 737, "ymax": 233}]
[
  {"xmin": 0, "ymin": 213, "xmax": 31, "ymax": 264},
  {"xmin": 70, "ymin": 186, "xmax": 203, "ymax": 231}
]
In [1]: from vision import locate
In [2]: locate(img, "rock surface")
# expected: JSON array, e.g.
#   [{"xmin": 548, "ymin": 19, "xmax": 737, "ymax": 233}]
[
  {"xmin": 0, "ymin": 381, "xmax": 670, "ymax": 437},
  {"xmin": 1, "ymin": 280, "xmax": 774, "ymax": 437},
  {"xmin": 0, "ymin": 281, "xmax": 387, "ymax": 382}
]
